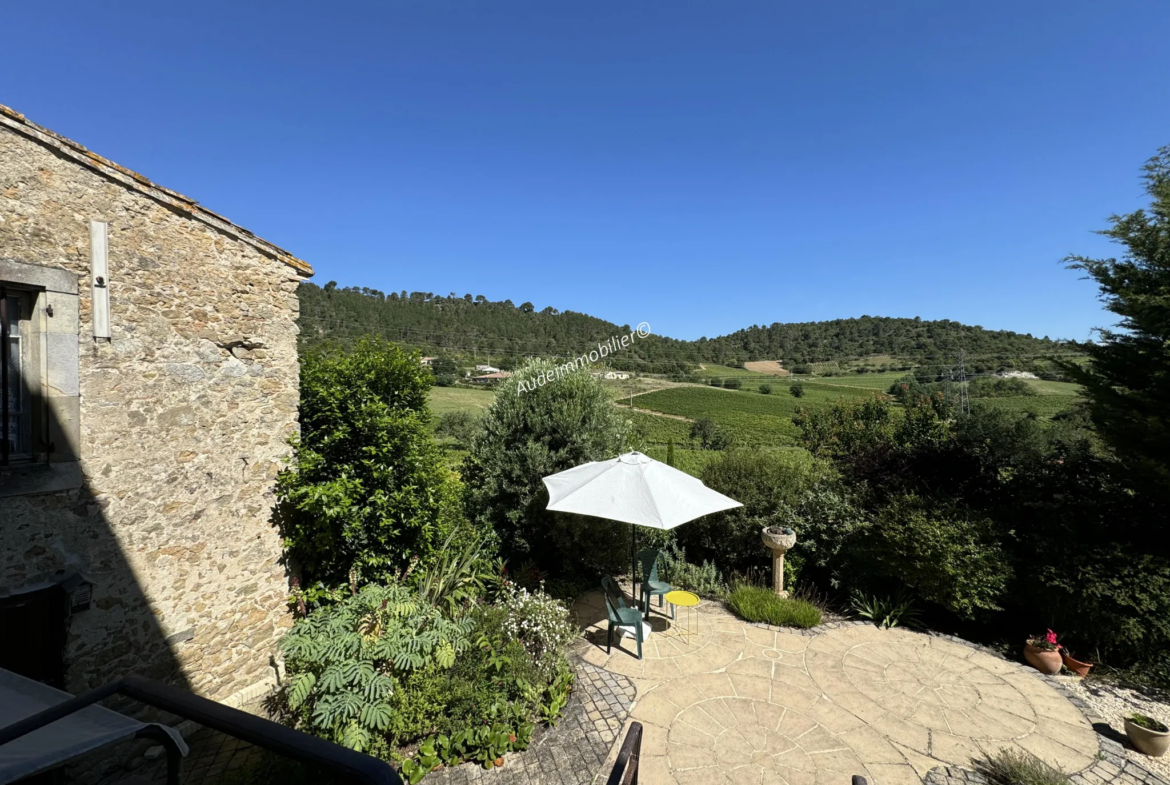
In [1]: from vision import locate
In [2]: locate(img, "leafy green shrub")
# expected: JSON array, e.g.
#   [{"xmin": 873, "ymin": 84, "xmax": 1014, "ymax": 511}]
[
  {"xmin": 462, "ymin": 359, "xmax": 630, "ymax": 575},
  {"xmin": 793, "ymin": 395, "xmax": 894, "ymax": 458},
  {"xmin": 498, "ymin": 584, "xmax": 580, "ymax": 674},
  {"xmin": 395, "ymin": 594, "xmax": 576, "ymax": 781},
  {"xmin": 435, "ymin": 411, "xmax": 480, "ymax": 445},
  {"xmin": 689, "ymin": 417, "xmax": 735, "ymax": 450},
  {"xmin": 789, "ymin": 383, "xmax": 805, "ymax": 398},
  {"xmin": 658, "ymin": 544, "xmax": 727, "ymax": 598},
  {"xmin": 726, "ymin": 585, "xmax": 821, "ymax": 628},
  {"xmin": 758, "ymin": 384, "xmax": 772, "ymax": 395},
  {"xmin": 858, "ymin": 494, "xmax": 1011, "ymax": 619},
  {"xmin": 277, "ymin": 583, "xmax": 474, "ymax": 753},
  {"xmin": 680, "ymin": 449, "xmax": 827, "ymax": 573},
  {"xmin": 723, "ymin": 378, "xmax": 743, "ymax": 390},
  {"xmin": 278, "ymin": 581, "xmax": 577, "ymax": 781},
  {"xmin": 277, "ymin": 338, "xmax": 467, "ymax": 589},
  {"xmin": 850, "ymin": 589, "xmax": 922, "ymax": 629},
  {"xmin": 773, "ymin": 481, "xmax": 869, "ymax": 580},
  {"xmin": 974, "ymin": 748, "xmax": 1069, "ymax": 785}
]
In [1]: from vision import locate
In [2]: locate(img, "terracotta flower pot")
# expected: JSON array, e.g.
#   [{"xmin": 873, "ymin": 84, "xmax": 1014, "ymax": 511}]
[
  {"xmin": 1024, "ymin": 642, "xmax": 1063, "ymax": 675},
  {"xmin": 1061, "ymin": 652, "xmax": 1094, "ymax": 678},
  {"xmin": 1125, "ymin": 717, "xmax": 1170, "ymax": 757}
]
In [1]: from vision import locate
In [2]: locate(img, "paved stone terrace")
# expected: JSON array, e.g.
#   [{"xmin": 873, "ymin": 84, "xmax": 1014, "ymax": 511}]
[{"xmin": 571, "ymin": 589, "xmax": 1165, "ymax": 785}]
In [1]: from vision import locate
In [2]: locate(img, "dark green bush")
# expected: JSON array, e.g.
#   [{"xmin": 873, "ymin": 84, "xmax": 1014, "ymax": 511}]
[
  {"xmin": 723, "ymin": 378, "xmax": 743, "ymax": 390},
  {"xmin": 679, "ymin": 449, "xmax": 826, "ymax": 573},
  {"xmin": 857, "ymin": 494, "xmax": 1011, "ymax": 619},
  {"xmin": 689, "ymin": 417, "xmax": 735, "ymax": 450},
  {"xmin": 726, "ymin": 585, "xmax": 821, "ymax": 628},
  {"xmin": 758, "ymin": 383, "xmax": 772, "ymax": 395},
  {"xmin": 276, "ymin": 581, "xmax": 577, "ymax": 782},
  {"xmin": 277, "ymin": 338, "xmax": 467, "ymax": 589},
  {"xmin": 462, "ymin": 359, "xmax": 630, "ymax": 575},
  {"xmin": 789, "ymin": 382, "xmax": 805, "ymax": 398},
  {"xmin": 435, "ymin": 411, "xmax": 480, "ymax": 445}
]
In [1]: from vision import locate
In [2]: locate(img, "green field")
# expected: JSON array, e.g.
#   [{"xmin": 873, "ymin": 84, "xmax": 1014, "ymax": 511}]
[
  {"xmin": 1023, "ymin": 379, "xmax": 1083, "ymax": 396},
  {"xmin": 428, "ymin": 385, "xmax": 496, "ymax": 417},
  {"xmin": 623, "ymin": 409, "xmax": 694, "ymax": 444},
  {"xmin": 809, "ymin": 372, "xmax": 908, "ymax": 391},
  {"xmin": 697, "ymin": 364, "xmax": 777, "ymax": 379},
  {"xmin": 631, "ymin": 384, "xmax": 874, "ymax": 446},
  {"xmin": 640, "ymin": 445, "xmax": 720, "ymax": 478},
  {"xmin": 976, "ymin": 395, "xmax": 1081, "ymax": 419}
]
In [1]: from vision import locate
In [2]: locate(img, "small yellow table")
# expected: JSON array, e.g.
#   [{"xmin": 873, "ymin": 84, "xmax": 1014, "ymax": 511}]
[{"xmin": 663, "ymin": 590, "xmax": 700, "ymax": 645}]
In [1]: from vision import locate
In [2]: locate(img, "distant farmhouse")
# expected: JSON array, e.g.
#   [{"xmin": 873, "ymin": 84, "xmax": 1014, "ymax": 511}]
[
  {"xmin": 0, "ymin": 103, "xmax": 309, "ymax": 703},
  {"xmin": 420, "ymin": 356, "xmax": 436, "ymax": 366},
  {"xmin": 469, "ymin": 371, "xmax": 511, "ymax": 384},
  {"xmin": 475, "ymin": 363, "xmax": 500, "ymax": 373}
]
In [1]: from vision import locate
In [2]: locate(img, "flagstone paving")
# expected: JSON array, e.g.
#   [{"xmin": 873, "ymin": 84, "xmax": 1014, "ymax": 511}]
[{"xmin": 571, "ymin": 590, "xmax": 1105, "ymax": 785}]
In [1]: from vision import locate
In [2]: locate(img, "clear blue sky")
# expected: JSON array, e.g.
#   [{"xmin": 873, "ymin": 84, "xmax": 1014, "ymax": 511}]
[{"xmin": 4, "ymin": 1, "xmax": 1168, "ymax": 342}]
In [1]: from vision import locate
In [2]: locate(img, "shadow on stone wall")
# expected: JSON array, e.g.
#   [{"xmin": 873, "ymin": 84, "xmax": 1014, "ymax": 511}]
[{"xmin": 2, "ymin": 374, "xmax": 190, "ymax": 780}]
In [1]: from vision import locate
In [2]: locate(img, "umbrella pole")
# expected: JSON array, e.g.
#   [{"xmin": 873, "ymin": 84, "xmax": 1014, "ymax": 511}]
[{"xmin": 631, "ymin": 523, "xmax": 637, "ymax": 610}]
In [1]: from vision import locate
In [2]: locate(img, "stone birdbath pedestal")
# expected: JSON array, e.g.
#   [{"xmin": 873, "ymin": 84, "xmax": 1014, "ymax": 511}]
[{"xmin": 761, "ymin": 526, "xmax": 796, "ymax": 598}]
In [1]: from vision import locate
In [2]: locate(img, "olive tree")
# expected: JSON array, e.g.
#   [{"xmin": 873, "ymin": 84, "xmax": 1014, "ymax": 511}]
[{"xmin": 462, "ymin": 359, "xmax": 631, "ymax": 574}]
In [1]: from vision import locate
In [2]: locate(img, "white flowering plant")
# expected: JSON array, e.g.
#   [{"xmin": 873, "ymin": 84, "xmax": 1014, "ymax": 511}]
[{"xmin": 499, "ymin": 583, "xmax": 578, "ymax": 672}]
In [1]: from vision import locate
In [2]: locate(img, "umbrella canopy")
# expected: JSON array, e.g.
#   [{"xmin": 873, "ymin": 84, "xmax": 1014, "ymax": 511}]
[{"xmin": 543, "ymin": 451, "xmax": 742, "ymax": 529}]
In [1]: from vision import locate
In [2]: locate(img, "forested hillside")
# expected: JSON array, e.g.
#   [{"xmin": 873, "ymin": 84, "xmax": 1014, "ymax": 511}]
[
  {"xmin": 298, "ymin": 283, "xmax": 1071, "ymax": 373},
  {"xmin": 699, "ymin": 316, "xmax": 1065, "ymax": 365}
]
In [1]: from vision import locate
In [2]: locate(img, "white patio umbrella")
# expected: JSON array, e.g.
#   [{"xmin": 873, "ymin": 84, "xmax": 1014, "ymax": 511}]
[{"xmin": 542, "ymin": 451, "xmax": 742, "ymax": 593}]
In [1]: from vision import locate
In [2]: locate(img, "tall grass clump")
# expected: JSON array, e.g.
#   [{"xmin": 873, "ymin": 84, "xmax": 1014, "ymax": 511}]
[
  {"xmin": 726, "ymin": 585, "xmax": 821, "ymax": 628},
  {"xmin": 974, "ymin": 749, "xmax": 1069, "ymax": 785}
]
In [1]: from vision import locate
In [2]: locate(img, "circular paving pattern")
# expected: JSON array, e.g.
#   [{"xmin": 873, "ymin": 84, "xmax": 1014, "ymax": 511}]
[
  {"xmin": 573, "ymin": 595, "xmax": 1104, "ymax": 785},
  {"xmin": 840, "ymin": 640, "xmax": 1039, "ymax": 740}
]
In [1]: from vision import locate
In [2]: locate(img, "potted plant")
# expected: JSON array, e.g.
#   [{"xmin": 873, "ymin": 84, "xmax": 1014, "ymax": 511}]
[
  {"xmin": 1023, "ymin": 630, "xmax": 1063, "ymax": 675},
  {"xmin": 1124, "ymin": 713, "xmax": 1170, "ymax": 757},
  {"xmin": 1061, "ymin": 649, "xmax": 1094, "ymax": 678}
]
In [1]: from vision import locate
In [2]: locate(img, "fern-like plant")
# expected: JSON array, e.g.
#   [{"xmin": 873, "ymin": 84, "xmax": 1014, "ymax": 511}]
[{"xmin": 278, "ymin": 583, "xmax": 473, "ymax": 753}]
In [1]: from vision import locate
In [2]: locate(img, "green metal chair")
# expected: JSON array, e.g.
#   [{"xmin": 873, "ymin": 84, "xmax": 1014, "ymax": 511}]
[
  {"xmin": 636, "ymin": 549, "xmax": 674, "ymax": 621},
  {"xmin": 601, "ymin": 576, "xmax": 644, "ymax": 660}
]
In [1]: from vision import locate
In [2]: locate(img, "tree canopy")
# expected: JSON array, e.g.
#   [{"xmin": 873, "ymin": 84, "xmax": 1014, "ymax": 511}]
[
  {"xmin": 1060, "ymin": 145, "xmax": 1170, "ymax": 500},
  {"xmin": 297, "ymin": 285, "xmax": 1067, "ymax": 373}
]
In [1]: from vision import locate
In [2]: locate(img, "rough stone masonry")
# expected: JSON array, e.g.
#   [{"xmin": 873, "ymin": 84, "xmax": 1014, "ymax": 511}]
[{"xmin": 0, "ymin": 103, "xmax": 312, "ymax": 702}]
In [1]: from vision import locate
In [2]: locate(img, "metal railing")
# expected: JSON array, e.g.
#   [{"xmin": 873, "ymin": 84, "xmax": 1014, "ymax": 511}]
[
  {"xmin": 0, "ymin": 674, "xmax": 402, "ymax": 785},
  {"xmin": 606, "ymin": 721, "xmax": 642, "ymax": 785}
]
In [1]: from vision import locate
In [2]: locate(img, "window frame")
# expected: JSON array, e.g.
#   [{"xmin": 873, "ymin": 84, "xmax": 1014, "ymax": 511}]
[
  {"xmin": 2, "ymin": 285, "xmax": 41, "ymax": 464},
  {"xmin": 0, "ymin": 259, "xmax": 81, "ymax": 496}
]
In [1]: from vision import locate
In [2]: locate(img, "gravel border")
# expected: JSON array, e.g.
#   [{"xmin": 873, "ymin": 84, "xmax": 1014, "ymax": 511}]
[{"xmin": 1063, "ymin": 678, "xmax": 1170, "ymax": 782}]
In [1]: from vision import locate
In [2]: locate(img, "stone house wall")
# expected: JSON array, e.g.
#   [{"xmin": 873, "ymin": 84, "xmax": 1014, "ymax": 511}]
[{"xmin": 0, "ymin": 107, "xmax": 309, "ymax": 701}]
